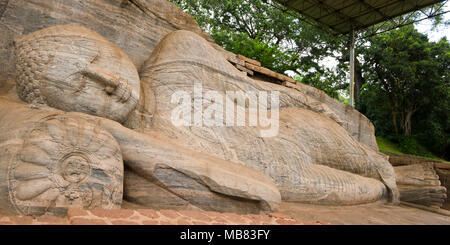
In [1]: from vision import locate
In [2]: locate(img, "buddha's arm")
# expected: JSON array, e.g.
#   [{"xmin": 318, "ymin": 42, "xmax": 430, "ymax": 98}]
[{"xmin": 76, "ymin": 112, "xmax": 281, "ymax": 211}]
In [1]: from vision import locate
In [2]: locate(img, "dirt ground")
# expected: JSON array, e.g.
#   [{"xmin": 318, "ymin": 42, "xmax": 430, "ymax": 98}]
[{"xmin": 279, "ymin": 201, "xmax": 450, "ymax": 225}]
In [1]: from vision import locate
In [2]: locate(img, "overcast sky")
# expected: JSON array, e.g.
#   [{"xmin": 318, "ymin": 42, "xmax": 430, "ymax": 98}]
[
  {"xmin": 287, "ymin": 5, "xmax": 450, "ymax": 78},
  {"xmin": 415, "ymin": 2, "xmax": 450, "ymax": 42}
]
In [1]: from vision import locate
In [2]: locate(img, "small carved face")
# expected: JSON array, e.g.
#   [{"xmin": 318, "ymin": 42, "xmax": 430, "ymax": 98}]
[
  {"xmin": 60, "ymin": 155, "xmax": 90, "ymax": 183},
  {"xmin": 15, "ymin": 25, "xmax": 140, "ymax": 123}
]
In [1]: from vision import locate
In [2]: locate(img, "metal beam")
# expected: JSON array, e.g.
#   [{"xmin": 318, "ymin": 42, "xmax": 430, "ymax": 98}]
[
  {"xmin": 349, "ymin": 28, "xmax": 355, "ymax": 107},
  {"xmin": 277, "ymin": 0, "xmax": 446, "ymax": 35}
]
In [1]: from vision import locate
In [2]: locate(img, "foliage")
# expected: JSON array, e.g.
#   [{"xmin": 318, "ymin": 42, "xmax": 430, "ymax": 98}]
[
  {"xmin": 376, "ymin": 137, "xmax": 405, "ymax": 155},
  {"xmin": 170, "ymin": 0, "xmax": 450, "ymax": 160},
  {"xmin": 377, "ymin": 136, "xmax": 447, "ymax": 162},
  {"xmin": 390, "ymin": 135, "xmax": 438, "ymax": 158},
  {"xmin": 169, "ymin": 0, "xmax": 347, "ymax": 96},
  {"xmin": 360, "ymin": 27, "xmax": 450, "ymax": 159},
  {"xmin": 211, "ymin": 31, "xmax": 292, "ymax": 73}
]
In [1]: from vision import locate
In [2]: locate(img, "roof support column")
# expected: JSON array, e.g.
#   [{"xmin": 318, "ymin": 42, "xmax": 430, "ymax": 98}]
[{"xmin": 349, "ymin": 28, "xmax": 356, "ymax": 107}]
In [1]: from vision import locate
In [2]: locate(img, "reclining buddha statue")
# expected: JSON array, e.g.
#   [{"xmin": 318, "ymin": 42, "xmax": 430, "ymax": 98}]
[{"xmin": 0, "ymin": 24, "xmax": 399, "ymax": 217}]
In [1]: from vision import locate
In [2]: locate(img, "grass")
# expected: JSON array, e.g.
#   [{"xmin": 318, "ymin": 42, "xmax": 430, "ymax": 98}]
[
  {"xmin": 376, "ymin": 136, "xmax": 449, "ymax": 163},
  {"xmin": 376, "ymin": 137, "xmax": 405, "ymax": 155}
]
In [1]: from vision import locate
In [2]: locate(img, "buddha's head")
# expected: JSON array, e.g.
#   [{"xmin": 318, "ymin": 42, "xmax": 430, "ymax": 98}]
[{"xmin": 14, "ymin": 24, "xmax": 140, "ymax": 123}]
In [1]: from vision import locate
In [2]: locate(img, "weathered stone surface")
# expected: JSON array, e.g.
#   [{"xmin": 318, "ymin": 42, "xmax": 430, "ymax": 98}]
[
  {"xmin": 14, "ymin": 24, "xmax": 140, "ymax": 123},
  {"xmin": 235, "ymin": 64, "xmax": 254, "ymax": 76},
  {"xmin": 138, "ymin": 30, "xmax": 399, "ymax": 205},
  {"xmin": 280, "ymin": 201, "xmax": 450, "ymax": 225},
  {"xmin": 0, "ymin": 98, "xmax": 281, "ymax": 215},
  {"xmin": 95, "ymin": 115, "xmax": 281, "ymax": 213},
  {"xmin": 283, "ymin": 81, "xmax": 378, "ymax": 150},
  {"xmin": 0, "ymin": 0, "xmax": 215, "ymax": 83},
  {"xmin": 224, "ymin": 51, "xmax": 378, "ymax": 150},
  {"xmin": 1, "ymin": 25, "xmax": 281, "ymax": 214},
  {"xmin": 394, "ymin": 164, "xmax": 441, "ymax": 186},
  {"xmin": 1, "ymin": 0, "xmax": 378, "ymax": 150},
  {"xmin": 1, "ymin": 0, "xmax": 382, "ymax": 151},
  {"xmin": 0, "ymin": 99, "xmax": 123, "ymax": 217},
  {"xmin": 436, "ymin": 168, "xmax": 450, "ymax": 210},
  {"xmin": 0, "ymin": 0, "xmax": 410, "ymax": 216},
  {"xmin": 399, "ymin": 187, "xmax": 447, "ymax": 209},
  {"xmin": 226, "ymin": 54, "xmax": 245, "ymax": 66},
  {"xmin": 0, "ymin": 0, "xmax": 7, "ymax": 19},
  {"xmin": 389, "ymin": 154, "xmax": 448, "ymax": 167},
  {"xmin": 398, "ymin": 185, "xmax": 447, "ymax": 208},
  {"xmin": 237, "ymin": 54, "xmax": 261, "ymax": 66},
  {"xmin": 245, "ymin": 62, "xmax": 287, "ymax": 82},
  {"xmin": 390, "ymin": 157, "xmax": 449, "ymax": 209},
  {"xmin": 123, "ymin": 162, "xmax": 274, "ymax": 213}
]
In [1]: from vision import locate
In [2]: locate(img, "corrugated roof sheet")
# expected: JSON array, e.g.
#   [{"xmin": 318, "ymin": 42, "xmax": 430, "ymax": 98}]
[{"xmin": 275, "ymin": 0, "xmax": 445, "ymax": 34}]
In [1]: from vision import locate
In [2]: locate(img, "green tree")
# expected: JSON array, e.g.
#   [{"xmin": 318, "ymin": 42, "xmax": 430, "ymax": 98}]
[
  {"xmin": 362, "ymin": 26, "xmax": 445, "ymax": 135},
  {"xmin": 170, "ymin": 0, "xmax": 447, "ymax": 102},
  {"xmin": 414, "ymin": 37, "xmax": 450, "ymax": 159},
  {"xmin": 359, "ymin": 26, "xmax": 449, "ymax": 158},
  {"xmin": 169, "ymin": 0, "xmax": 347, "ymax": 98},
  {"xmin": 171, "ymin": 0, "xmax": 449, "ymax": 159}
]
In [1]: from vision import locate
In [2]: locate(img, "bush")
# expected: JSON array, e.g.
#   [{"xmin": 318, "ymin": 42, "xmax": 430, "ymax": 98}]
[{"xmin": 386, "ymin": 135, "xmax": 436, "ymax": 158}]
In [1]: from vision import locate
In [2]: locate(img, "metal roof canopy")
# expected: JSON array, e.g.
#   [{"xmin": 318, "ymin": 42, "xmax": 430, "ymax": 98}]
[{"xmin": 275, "ymin": 0, "xmax": 446, "ymax": 35}]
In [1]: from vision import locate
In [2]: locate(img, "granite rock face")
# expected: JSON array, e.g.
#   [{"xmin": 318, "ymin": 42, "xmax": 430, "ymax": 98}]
[
  {"xmin": 284, "ymin": 81, "xmax": 379, "ymax": 150},
  {"xmin": 137, "ymin": 30, "xmax": 399, "ymax": 205},
  {"xmin": 0, "ymin": 0, "xmax": 404, "ymax": 216},
  {"xmin": 0, "ymin": 0, "xmax": 215, "ymax": 85},
  {"xmin": 1, "ymin": 24, "xmax": 281, "ymax": 215},
  {"xmin": 393, "ymin": 163, "xmax": 447, "ymax": 208},
  {"xmin": 0, "ymin": 0, "xmax": 378, "ymax": 149}
]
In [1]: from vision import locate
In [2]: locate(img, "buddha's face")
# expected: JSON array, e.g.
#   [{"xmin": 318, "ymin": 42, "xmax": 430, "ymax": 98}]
[{"xmin": 15, "ymin": 25, "xmax": 140, "ymax": 123}]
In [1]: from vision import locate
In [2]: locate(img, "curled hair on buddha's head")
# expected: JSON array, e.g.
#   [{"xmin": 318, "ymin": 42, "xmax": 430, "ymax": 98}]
[{"xmin": 14, "ymin": 36, "xmax": 46, "ymax": 104}]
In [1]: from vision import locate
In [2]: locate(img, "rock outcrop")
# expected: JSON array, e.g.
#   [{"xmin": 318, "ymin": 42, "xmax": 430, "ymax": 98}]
[
  {"xmin": 136, "ymin": 30, "xmax": 399, "ymax": 205},
  {"xmin": 0, "ymin": 0, "xmax": 215, "ymax": 85},
  {"xmin": 0, "ymin": 0, "xmax": 378, "ymax": 149},
  {"xmin": 0, "ymin": 24, "xmax": 281, "ymax": 215},
  {"xmin": 0, "ymin": 0, "xmax": 408, "ymax": 217},
  {"xmin": 224, "ymin": 52, "xmax": 379, "ymax": 150},
  {"xmin": 389, "ymin": 156, "xmax": 449, "ymax": 209}
]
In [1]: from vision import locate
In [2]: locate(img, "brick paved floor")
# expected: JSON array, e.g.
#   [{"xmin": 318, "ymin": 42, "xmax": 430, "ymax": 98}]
[{"xmin": 0, "ymin": 208, "xmax": 328, "ymax": 225}]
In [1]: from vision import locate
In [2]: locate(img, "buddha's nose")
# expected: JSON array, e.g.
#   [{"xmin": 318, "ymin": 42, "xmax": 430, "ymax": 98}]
[{"xmin": 82, "ymin": 64, "xmax": 131, "ymax": 103}]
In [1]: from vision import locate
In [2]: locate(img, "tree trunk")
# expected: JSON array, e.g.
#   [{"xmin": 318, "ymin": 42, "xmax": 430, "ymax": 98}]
[
  {"xmin": 403, "ymin": 110, "xmax": 414, "ymax": 136},
  {"xmin": 354, "ymin": 59, "xmax": 365, "ymax": 107},
  {"xmin": 389, "ymin": 96, "xmax": 399, "ymax": 135}
]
